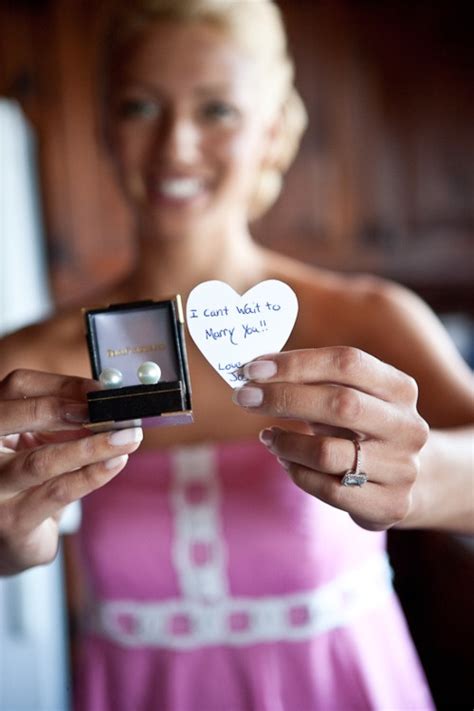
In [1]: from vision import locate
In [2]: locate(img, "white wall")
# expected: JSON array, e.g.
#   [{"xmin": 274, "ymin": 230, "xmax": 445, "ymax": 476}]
[
  {"xmin": 0, "ymin": 100, "xmax": 51, "ymax": 333},
  {"xmin": 0, "ymin": 99, "xmax": 70, "ymax": 711}
]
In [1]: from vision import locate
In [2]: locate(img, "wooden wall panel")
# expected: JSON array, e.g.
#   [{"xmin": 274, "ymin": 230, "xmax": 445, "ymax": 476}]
[
  {"xmin": 0, "ymin": 0, "xmax": 132, "ymax": 304},
  {"xmin": 259, "ymin": 0, "xmax": 474, "ymax": 304}
]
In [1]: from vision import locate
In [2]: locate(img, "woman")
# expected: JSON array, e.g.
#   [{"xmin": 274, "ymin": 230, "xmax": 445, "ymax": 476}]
[{"xmin": 0, "ymin": 0, "xmax": 472, "ymax": 709}]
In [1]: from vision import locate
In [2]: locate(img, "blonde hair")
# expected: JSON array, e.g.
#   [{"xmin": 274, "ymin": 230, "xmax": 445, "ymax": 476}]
[{"xmin": 104, "ymin": 0, "xmax": 307, "ymax": 219}]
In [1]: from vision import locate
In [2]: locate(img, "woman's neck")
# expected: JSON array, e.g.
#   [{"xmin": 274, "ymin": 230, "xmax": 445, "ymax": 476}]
[{"xmin": 122, "ymin": 221, "xmax": 266, "ymax": 302}]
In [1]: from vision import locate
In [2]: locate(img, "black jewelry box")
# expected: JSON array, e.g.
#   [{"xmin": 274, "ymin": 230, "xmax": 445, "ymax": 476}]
[{"xmin": 84, "ymin": 296, "xmax": 193, "ymax": 430}]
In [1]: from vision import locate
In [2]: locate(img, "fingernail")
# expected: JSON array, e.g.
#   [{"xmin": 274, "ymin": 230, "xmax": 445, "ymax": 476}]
[
  {"xmin": 105, "ymin": 454, "xmax": 129, "ymax": 470},
  {"xmin": 82, "ymin": 379, "xmax": 102, "ymax": 394},
  {"xmin": 277, "ymin": 457, "xmax": 291, "ymax": 471},
  {"xmin": 62, "ymin": 403, "xmax": 90, "ymax": 424},
  {"xmin": 109, "ymin": 427, "xmax": 143, "ymax": 446},
  {"xmin": 232, "ymin": 386, "xmax": 264, "ymax": 408},
  {"xmin": 259, "ymin": 428, "xmax": 274, "ymax": 447},
  {"xmin": 243, "ymin": 360, "xmax": 277, "ymax": 380}
]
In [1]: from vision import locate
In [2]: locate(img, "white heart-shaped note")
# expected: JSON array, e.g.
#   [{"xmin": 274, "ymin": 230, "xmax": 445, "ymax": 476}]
[{"xmin": 186, "ymin": 280, "xmax": 298, "ymax": 387}]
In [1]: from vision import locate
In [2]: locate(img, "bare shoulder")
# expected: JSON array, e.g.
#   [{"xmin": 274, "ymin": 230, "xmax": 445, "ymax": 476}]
[
  {"xmin": 262, "ymin": 248, "xmax": 451, "ymax": 348},
  {"xmin": 0, "ymin": 275, "xmax": 129, "ymax": 379},
  {"xmin": 261, "ymin": 248, "xmax": 403, "ymax": 345},
  {"xmin": 261, "ymin": 248, "xmax": 473, "ymax": 424},
  {"xmin": 0, "ymin": 306, "xmax": 87, "ymax": 378}
]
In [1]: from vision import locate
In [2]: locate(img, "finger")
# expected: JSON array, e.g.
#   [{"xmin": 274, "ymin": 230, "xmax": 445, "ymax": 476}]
[
  {"xmin": 259, "ymin": 427, "xmax": 369, "ymax": 477},
  {"xmin": 4, "ymin": 429, "xmax": 91, "ymax": 454},
  {"xmin": 309, "ymin": 423, "xmax": 356, "ymax": 440},
  {"xmin": 0, "ymin": 369, "xmax": 99, "ymax": 402},
  {"xmin": 243, "ymin": 347, "xmax": 419, "ymax": 404},
  {"xmin": 234, "ymin": 381, "xmax": 414, "ymax": 441},
  {"xmin": 0, "ymin": 396, "xmax": 90, "ymax": 436},
  {"xmin": 22, "ymin": 429, "xmax": 93, "ymax": 447},
  {"xmin": 0, "ymin": 434, "xmax": 20, "ymax": 451},
  {"xmin": 0, "ymin": 427, "xmax": 143, "ymax": 494},
  {"xmin": 13, "ymin": 455, "xmax": 132, "ymax": 530},
  {"xmin": 259, "ymin": 427, "xmax": 417, "ymax": 486},
  {"xmin": 277, "ymin": 459, "xmax": 411, "ymax": 531}
]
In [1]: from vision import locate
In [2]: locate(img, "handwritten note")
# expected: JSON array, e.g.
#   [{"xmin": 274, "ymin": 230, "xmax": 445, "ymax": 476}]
[{"xmin": 186, "ymin": 280, "xmax": 298, "ymax": 387}]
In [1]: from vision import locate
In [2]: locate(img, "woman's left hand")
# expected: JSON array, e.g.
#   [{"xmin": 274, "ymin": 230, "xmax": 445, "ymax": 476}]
[{"xmin": 232, "ymin": 347, "xmax": 430, "ymax": 531}]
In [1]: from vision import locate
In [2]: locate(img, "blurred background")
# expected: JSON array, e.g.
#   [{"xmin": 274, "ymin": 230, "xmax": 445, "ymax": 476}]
[{"xmin": 0, "ymin": 0, "xmax": 473, "ymax": 709}]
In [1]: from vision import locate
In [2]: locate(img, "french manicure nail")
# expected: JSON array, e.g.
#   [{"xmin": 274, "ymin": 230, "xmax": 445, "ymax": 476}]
[
  {"xmin": 277, "ymin": 457, "xmax": 291, "ymax": 471},
  {"xmin": 62, "ymin": 403, "xmax": 90, "ymax": 424},
  {"xmin": 232, "ymin": 386, "xmax": 264, "ymax": 408},
  {"xmin": 109, "ymin": 427, "xmax": 143, "ymax": 446},
  {"xmin": 243, "ymin": 360, "xmax": 277, "ymax": 380},
  {"xmin": 259, "ymin": 428, "xmax": 274, "ymax": 447},
  {"xmin": 105, "ymin": 454, "xmax": 129, "ymax": 470}
]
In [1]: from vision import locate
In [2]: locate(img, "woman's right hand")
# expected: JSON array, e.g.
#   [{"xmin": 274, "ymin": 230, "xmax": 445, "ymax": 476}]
[{"xmin": 0, "ymin": 369, "xmax": 143, "ymax": 575}]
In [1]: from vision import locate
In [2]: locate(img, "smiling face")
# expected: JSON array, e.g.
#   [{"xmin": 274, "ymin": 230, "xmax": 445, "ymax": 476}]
[{"xmin": 107, "ymin": 20, "xmax": 278, "ymax": 240}]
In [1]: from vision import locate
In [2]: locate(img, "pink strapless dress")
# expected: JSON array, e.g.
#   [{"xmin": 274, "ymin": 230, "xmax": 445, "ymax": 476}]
[{"xmin": 74, "ymin": 441, "xmax": 433, "ymax": 711}]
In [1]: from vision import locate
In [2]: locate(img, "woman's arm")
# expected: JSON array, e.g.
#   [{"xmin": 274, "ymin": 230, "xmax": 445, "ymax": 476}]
[
  {"xmin": 362, "ymin": 282, "xmax": 474, "ymax": 532},
  {"xmin": 400, "ymin": 426, "xmax": 473, "ymax": 532}
]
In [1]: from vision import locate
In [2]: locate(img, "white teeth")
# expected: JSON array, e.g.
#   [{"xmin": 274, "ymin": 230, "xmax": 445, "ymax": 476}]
[{"xmin": 159, "ymin": 178, "xmax": 203, "ymax": 199}]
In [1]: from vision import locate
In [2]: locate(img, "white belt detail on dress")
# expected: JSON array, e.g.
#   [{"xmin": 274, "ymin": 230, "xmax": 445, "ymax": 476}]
[
  {"xmin": 169, "ymin": 445, "xmax": 229, "ymax": 602},
  {"xmin": 88, "ymin": 553, "xmax": 393, "ymax": 650}
]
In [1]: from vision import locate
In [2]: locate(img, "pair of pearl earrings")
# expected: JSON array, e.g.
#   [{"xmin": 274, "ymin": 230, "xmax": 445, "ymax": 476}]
[{"xmin": 99, "ymin": 361, "xmax": 162, "ymax": 389}]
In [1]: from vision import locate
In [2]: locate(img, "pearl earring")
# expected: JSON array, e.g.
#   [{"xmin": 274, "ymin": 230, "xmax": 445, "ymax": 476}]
[
  {"xmin": 137, "ymin": 361, "xmax": 162, "ymax": 385},
  {"xmin": 99, "ymin": 367, "xmax": 123, "ymax": 389}
]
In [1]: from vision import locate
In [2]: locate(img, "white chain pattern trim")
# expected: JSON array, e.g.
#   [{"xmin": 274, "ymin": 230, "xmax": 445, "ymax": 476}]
[
  {"xmin": 89, "ymin": 553, "xmax": 393, "ymax": 650},
  {"xmin": 169, "ymin": 445, "xmax": 229, "ymax": 602}
]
